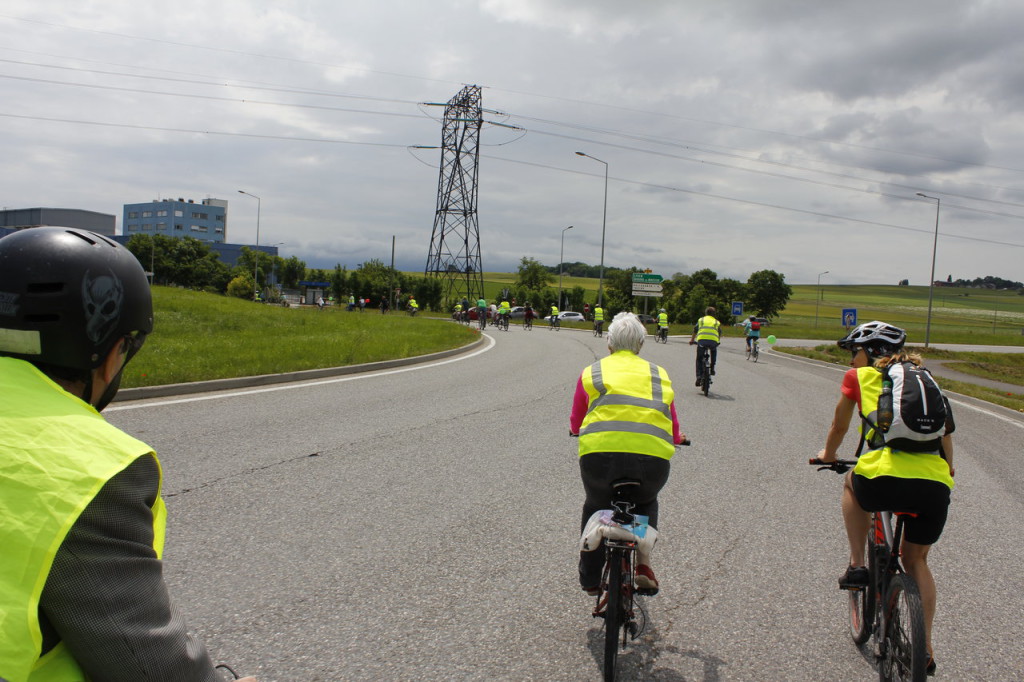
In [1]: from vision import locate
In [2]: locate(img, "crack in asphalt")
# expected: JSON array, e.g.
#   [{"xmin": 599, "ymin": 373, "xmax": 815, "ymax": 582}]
[{"xmin": 164, "ymin": 451, "xmax": 322, "ymax": 498}]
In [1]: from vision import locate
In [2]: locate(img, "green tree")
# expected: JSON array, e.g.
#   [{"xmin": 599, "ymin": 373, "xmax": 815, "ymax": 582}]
[
  {"xmin": 227, "ymin": 274, "xmax": 254, "ymax": 299},
  {"xmin": 279, "ymin": 256, "xmax": 306, "ymax": 289},
  {"xmin": 747, "ymin": 269, "xmax": 792, "ymax": 319}
]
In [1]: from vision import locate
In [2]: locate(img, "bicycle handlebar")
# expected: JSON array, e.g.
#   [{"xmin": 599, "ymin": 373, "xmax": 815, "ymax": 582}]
[{"xmin": 808, "ymin": 457, "xmax": 857, "ymax": 473}]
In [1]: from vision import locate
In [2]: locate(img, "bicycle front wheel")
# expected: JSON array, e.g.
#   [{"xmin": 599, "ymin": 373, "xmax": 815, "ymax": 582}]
[
  {"xmin": 603, "ymin": 551, "xmax": 625, "ymax": 682},
  {"xmin": 879, "ymin": 574, "xmax": 927, "ymax": 682}
]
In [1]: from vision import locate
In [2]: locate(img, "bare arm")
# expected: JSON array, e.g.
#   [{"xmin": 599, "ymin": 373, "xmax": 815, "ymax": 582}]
[{"xmin": 816, "ymin": 394, "xmax": 857, "ymax": 462}]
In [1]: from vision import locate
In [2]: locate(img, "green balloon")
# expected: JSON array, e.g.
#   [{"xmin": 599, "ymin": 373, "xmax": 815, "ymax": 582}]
[{"xmin": 767, "ymin": 335, "xmax": 777, "ymax": 345}]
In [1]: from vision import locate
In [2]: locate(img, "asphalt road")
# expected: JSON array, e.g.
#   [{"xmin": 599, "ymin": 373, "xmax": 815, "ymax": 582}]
[{"xmin": 106, "ymin": 326, "xmax": 1024, "ymax": 681}]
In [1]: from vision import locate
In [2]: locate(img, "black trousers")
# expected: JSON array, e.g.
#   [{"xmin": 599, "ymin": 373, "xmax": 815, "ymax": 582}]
[
  {"xmin": 578, "ymin": 452, "xmax": 671, "ymax": 588},
  {"xmin": 695, "ymin": 340, "xmax": 719, "ymax": 379}
]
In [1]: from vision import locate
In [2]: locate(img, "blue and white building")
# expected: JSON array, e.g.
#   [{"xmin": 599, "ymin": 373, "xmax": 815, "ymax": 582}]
[{"xmin": 122, "ymin": 197, "xmax": 228, "ymax": 243}]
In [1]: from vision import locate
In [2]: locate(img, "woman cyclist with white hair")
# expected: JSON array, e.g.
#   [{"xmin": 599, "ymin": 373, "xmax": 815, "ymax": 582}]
[{"xmin": 569, "ymin": 312, "xmax": 687, "ymax": 595}]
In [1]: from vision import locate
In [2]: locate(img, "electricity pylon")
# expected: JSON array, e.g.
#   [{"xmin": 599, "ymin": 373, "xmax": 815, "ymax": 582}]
[{"xmin": 424, "ymin": 85, "xmax": 485, "ymax": 307}]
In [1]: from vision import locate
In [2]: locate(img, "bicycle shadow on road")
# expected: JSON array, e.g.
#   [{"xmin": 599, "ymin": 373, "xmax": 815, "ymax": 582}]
[
  {"xmin": 688, "ymin": 390, "xmax": 736, "ymax": 402},
  {"xmin": 586, "ymin": 625, "xmax": 728, "ymax": 681}
]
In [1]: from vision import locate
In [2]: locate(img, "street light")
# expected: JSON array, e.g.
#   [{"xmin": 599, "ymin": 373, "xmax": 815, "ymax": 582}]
[
  {"xmin": 814, "ymin": 270, "xmax": 829, "ymax": 328},
  {"xmin": 575, "ymin": 151, "xmax": 608, "ymax": 307},
  {"xmin": 916, "ymin": 192, "xmax": 941, "ymax": 347},
  {"xmin": 238, "ymin": 190, "xmax": 261, "ymax": 301},
  {"xmin": 558, "ymin": 225, "xmax": 574, "ymax": 310}
]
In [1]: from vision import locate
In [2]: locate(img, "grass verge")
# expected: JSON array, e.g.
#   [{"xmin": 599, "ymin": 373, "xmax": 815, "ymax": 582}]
[{"xmin": 123, "ymin": 287, "xmax": 478, "ymax": 388}]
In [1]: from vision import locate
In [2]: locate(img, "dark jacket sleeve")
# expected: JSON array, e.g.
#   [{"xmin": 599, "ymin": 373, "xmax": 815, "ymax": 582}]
[{"xmin": 39, "ymin": 454, "xmax": 220, "ymax": 682}]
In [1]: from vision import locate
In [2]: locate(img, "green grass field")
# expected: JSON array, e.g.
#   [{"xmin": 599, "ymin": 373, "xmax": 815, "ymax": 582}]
[{"xmin": 123, "ymin": 287, "xmax": 477, "ymax": 388}]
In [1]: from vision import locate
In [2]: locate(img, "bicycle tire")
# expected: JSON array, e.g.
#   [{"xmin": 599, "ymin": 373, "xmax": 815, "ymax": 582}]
[
  {"xmin": 603, "ymin": 550, "xmax": 624, "ymax": 682},
  {"xmin": 701, "ymin": 364, "xmax": 710, "ymax": 397},
  {"xmin": 752, "ymin": 345, "xmax": 758, "ymax": 362},
  {"xmin": 848, "ymin": 533, "xmax": 875, "ymax": 645},
  {"xmin": 879, "ymin": 574, "xmax": 928, "ymax": 682}
]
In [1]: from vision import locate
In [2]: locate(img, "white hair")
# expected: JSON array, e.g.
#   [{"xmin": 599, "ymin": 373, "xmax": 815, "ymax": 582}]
[{"xmin": 607, "ymin": 312, "xmax": 645, "ymax": 354}]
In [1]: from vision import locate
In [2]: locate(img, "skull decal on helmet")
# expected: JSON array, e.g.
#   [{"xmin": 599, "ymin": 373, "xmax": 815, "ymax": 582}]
[{"xmin": 82, "ymin": 269, "xmax": 124, "ymax": 345}]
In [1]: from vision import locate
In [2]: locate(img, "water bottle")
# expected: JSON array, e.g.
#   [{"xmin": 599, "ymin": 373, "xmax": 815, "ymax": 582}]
[{"xmin": 876, "ymin": 378, "xmax": 894, "ymax": 432}]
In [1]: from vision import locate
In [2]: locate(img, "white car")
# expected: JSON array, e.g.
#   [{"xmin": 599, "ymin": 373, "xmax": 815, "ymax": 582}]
[{"xmin": 548, "ymin": 311, "xmax": 585, "ymax": 323}]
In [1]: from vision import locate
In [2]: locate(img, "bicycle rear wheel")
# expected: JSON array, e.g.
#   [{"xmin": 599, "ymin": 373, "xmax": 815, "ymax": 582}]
[
  {"xmin": 603, "ymin": 551, "xmax": 625, "ymax": 682},
  {"xmin": 879, "ymin": 574, "xmax": 927, "ymax": 682},
  {"xmin": 701, "ymin": 366, "xmax": 710, "ymax": 396}
]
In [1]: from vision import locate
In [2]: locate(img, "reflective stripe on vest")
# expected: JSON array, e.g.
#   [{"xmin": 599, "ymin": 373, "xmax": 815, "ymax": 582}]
[
  {"xmin": 579, "ymin": 351, "xmax": 675, "ymax": 460},
  {"xmin": 0, "ymin": 358, "xmax": 166, "ymax": 682},
  {"xmin": 695, "ymin": 315, "xmax": 720, "ymax": 342},
  {"xmin": 594, "ymin": 308, "xmax": 604, "ymax": 321},
  {"xmin": 852, "ymin": 365, "xmax": 954, "ymax": 489}
]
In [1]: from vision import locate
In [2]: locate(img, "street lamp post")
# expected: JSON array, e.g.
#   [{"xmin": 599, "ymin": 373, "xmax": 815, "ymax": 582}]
[
  {"xmin": 238, "ymin": 190, "xmax": 261, "ymax": 301},
  {"xmin": 916, "ymin": 192, "xmax": 941, "ymax": 347},
  {"xmin": 814, "ymin": 270, "xmax": 829, "ymax": 328},
  {"xmin": 558, "ymin": 225, "xmax": 574, "ymax": 310},
  {"xmin": 575, "ymin": 152, "xmax": 608, "ymax": 307}
]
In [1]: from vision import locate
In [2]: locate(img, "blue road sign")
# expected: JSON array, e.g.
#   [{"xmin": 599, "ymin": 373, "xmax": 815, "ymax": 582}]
[
  {"xmin": 732, "ymin": 301, "xmax": 743, "ymax": 316},
  {"xmin": 842, "ymin": 308, "xmax": 857, "ymax": 328}
]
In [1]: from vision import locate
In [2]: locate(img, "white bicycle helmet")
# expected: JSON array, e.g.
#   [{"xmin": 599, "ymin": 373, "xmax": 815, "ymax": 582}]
[{"xmin": 837, "ymin": 321, "xmax": 906, "ymax": 358}]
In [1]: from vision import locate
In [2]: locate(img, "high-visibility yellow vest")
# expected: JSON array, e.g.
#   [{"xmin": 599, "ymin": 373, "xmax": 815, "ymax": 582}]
[
  {"xmin": 499, "ymin": 301, "xmax": 510, "ymax": 314},
  {"xmin": 852, "ymin": 366, "xmax": 954, "ymax": 489},
  {"xmin": 578, "ymin": 351, "xmax": 676, "ymax": 460},
  {"xmin": 593, "ymin": 307, "xmax": 604, "ymax": 322},
  {"xmin": 551, "ymin": 306, "xmax": 559, "ymax": 316},
  {"xmin": 658, "ymin": 313, "xmax": 668, "ymax": 326},
  {"xmin": 695, "ymin": 315, "xmax": 721, "ymax": 342},
  {"xmin": 0, "ymin": 357, "xmax": 166, "ymax": 682}
]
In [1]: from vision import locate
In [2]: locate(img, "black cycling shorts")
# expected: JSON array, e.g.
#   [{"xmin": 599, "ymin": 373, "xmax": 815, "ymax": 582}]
[{"xmin": 851, "ymin": 474, "xmax": 951, "ymax": 545}]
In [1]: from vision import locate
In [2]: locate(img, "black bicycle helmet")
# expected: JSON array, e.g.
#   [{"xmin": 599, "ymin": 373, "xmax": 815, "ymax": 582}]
[
  {"xmin": 837, "ymin": 320, "xmax": 906, "ymax": 358},
  {"xmin": 0, "ymin": 227, "xmax": 153, "ymax": 379}
]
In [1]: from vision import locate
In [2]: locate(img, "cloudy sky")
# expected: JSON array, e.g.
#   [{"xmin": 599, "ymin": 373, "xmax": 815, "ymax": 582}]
[{"xmin": 2, "ymin": 0, "xmax": 1022, "ymax": 285}]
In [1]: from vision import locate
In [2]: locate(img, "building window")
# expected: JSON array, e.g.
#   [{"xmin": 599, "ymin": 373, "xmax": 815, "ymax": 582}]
[
  {"xmin": 190, "ymin": 225, "xmax": 208, "ymax": 233},
  {"xmin": 142, "ymin": 211, "xmax": 153, "ymax": 218},
  {"xmin": 157, "ymin": 222, "xmax": 167, "ymax": 231},
  {"xmin": 175, "ymin": 224, "xmax": 183, "ymax": 230},
  {"xmin": 142, "ymin": 224, "xmax": 152, "ymax": 231},
  {"xmin": 191, "ymin": 212, "xmax": 208, "ymax": 220},
  {"xmin": 215, "ymin": 227, "xmax": 223, "ymax": 233},
  {"xmin": 128, "ymin": 224, "xmax": 139, "ymax": 231},
  {"xmin": 215, "ymin": 215, "xmax": 225, "ymax": 222},
  {"xmin": 174, "ymin": 210, "xmax": 184, "ymax": 218},
  {"xmin": 157, "ymin": 210, "xmax": 168, "ymax": 217},
  {"xmin": 127, "ymin": 211, "xmax": 139, "ymax": 219}
]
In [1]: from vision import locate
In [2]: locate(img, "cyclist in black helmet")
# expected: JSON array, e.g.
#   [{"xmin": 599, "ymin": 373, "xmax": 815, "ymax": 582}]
[
  {"xmin": 0, "ymin": 228, "xmax": 256, "ymax": 681},
  {"xmin": 814, "ymin": 320, "xmax": 954, "ymax": 675}
]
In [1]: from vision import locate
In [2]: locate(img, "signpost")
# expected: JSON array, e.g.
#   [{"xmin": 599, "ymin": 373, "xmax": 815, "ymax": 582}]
[
  {"xmin": 842, "ymin": 308, "xmax": 857, "ymax": 329},
  {"xmin": 732, "ymin": 301, "xmax": 743, "ymax": 316},
  {"xmin": 632, "ymin": 273, "xmax": 663, "ymax": 297}
]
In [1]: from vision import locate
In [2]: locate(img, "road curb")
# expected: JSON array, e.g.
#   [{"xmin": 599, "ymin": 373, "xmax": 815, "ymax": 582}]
[{"xmin": 114, "ymin": 335, "xmax": 487, "ymax": 402}]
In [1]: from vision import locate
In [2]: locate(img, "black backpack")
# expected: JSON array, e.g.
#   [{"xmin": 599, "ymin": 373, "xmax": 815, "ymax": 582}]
[{"xmin": 860, "ymin": 362, "xmax": 955, "ymax": 453}]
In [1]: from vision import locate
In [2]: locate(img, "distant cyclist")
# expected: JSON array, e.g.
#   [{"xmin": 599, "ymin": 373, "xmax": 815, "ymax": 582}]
[
  {"xmin": 498, "ymin": 299, "xmax": 511, "ymax": 326},
  {"xmin": 476, "ymin": 297, "xmax": 487, "ymax": 328},
  {"xmin": 593, "ymin": 305, "xmax": 604, "ymax": 336},
  {"xmin": 569, "ymin": 313, "xmax": 687, "ymax": 596},
  {"xmin": 550, "ymin": 304, "xmax": 560, "ymax": 329},
  {"xmin": 742, "ymin": 315, "xmax": 761, "ymax": 353},
  {"xmin": 657, "ymin": 308, "xmax": 669, "ymax": 337},
  {"xmin": 814, "ymin": 321, "xmax": 954, "ymax": 674},
  {"xmin": 688, "ymin": 306, "xmax": 721, "ymax": 385}
]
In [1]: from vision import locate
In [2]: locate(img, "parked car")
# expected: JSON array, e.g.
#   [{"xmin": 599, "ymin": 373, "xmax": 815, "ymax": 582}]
[
  {"xmin": 466, "ymin": 307, "xmax": 496, "ymax": 321},
  {"xmin": 547, "ymin": 311, "xmax": 586, "ymax": 323},
  {"xmin": 509, "ymin": 306, "xmax": 537, "ymax": 319},
  {"xmin": 635, "ymin": 314, "xmax": 657, "ymax": 325}
]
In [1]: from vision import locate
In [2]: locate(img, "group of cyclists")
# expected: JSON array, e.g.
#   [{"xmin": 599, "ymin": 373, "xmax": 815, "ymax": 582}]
[{"xmin": 570, "ymin": 308, "xmax": 955, "ymax": 676}]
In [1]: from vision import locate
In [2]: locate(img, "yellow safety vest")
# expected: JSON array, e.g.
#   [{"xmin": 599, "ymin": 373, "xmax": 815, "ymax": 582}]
[
  {"xmin": 695, "ymin": 315, "xmax": 721, "ymax": 342},
  {"xmin": 578, "ymin": 351, "xmax": 676, "ymax": 460},
  {"xmin": 499, "ymin": 301, "xmax": 510, "ymax": 314},
  {"xmin": 658, "ymin": 313, "xmax": 668, "ymax": 326},
  {"xmin": 0, "ymin": 358, "xmax": 166, "ymax": 682},
  {"xmin": 593, "ymin": 308, "xmax": 604, "ymax": 322},
  {"xmin": 551, "ymin": 307, "xmax": 559, "ymax": 316},
  {"xmin": 852, "ymin": 366, "xmax": 954, "ymax": 489}
]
